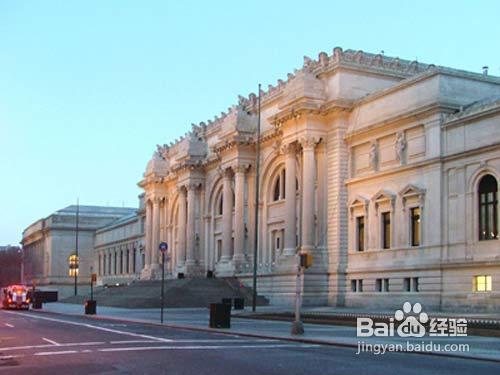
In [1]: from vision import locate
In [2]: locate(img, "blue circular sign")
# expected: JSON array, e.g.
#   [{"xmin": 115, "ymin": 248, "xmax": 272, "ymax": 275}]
[{"xmin": 159, "ymin": 242, "xmax": 168, "ymax": 252}]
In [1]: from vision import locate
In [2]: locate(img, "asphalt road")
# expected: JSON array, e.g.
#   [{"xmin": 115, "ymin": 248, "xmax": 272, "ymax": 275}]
[{"xmin": 0, "ymin": 309, "xmax": 499, "ymax": 375}]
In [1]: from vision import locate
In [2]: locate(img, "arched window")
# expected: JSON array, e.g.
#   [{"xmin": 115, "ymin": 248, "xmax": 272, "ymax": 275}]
[
  {"xmin": 478, "ymin": 174, "xmax": 498, "ymax": 240},
  {"xmin": 272, "ymin": 169, "xmax": 286, "ymax": 201},
  {"xmin": 217, "ymin": 193, "xmax": 223, "ymax": 215}
]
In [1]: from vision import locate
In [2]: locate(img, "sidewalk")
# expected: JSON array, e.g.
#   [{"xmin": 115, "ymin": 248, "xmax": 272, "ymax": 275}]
[{"xmin": 36, "ymin": 302, "xmax": 500, "ymax": 362}]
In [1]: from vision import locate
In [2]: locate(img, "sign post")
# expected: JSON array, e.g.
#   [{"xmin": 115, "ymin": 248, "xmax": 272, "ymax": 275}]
[
  {"xmin": 158, "ymin": 242, "xmax": 169, "ymax": 324},
  {"xmin": 90, "ymin": 273, "xmax": 97, "ymax": 301}
]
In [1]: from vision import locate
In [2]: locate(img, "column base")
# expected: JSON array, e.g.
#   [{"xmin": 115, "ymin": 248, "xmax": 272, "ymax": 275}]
[
  {"xmin": 232, "ymin": 254, "xmax": 247, "ymax": 273},
  {"xmin": 184, "ymin": 260, "xmax": 202, "ymax": 277},
  {"xmin": 140, "ymin": 264, "xmax": 161, "ymax": 280},
  {"xmin": 215, "ymin": 260, "xmax": 236, "ymax": 277}
]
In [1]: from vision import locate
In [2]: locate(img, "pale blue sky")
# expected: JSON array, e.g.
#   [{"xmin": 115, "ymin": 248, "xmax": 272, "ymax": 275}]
[{"xmin": 1, "ymin": 0, "xmax": 499, "ymax": 244}]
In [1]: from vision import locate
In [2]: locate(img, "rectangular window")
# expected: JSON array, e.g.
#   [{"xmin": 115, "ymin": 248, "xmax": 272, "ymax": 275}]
[
  {"xmin": 376, "ymin": 279, "xmax": 382, "ymax": 292},
  {"xmin": 404, "ymin": 278, "xmax": 411, "ymax": 292},
  {"xmin": 357, "ymin": 216, "xmax": 365, "ymax": 251},
  {"xmin": 383, "ymin": 278, "xmax": 390, "ymax": 292},
  {"xmin": 358, "ymin": 280, "xmax": 363, "ymax": 292},
  {"xmin": 382, "ymin": 212, "xmax": 391, "ymax": 249},
  {"xmin": 351, "ymin": 280, "xmax": 357, "ymax": 292},
  {"xmin": 412, "ymin": 277, "xmax": 419, "ymax": 292},
  {"xmin": 473, "ymin": 275, "xmax": 492, "ymax": 292},
  {"xmin": 411, "ymin": 207, "xmax": 421, "ymax": 247}
]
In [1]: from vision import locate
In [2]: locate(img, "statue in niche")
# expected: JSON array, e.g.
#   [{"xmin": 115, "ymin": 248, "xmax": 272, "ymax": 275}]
[
  {"xmin": 369, "ymin": 142, "xmax": 378, "ymax": 170},
  {"xmin": 395, "ymin": 132, "xmax": 407, "ymax": 164}
]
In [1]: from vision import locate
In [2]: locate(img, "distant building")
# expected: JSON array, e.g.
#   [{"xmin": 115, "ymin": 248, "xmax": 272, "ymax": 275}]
[
  {"xmin": 94, "ymin": 195, "xmax": 146, "ymax": 286},
  {"xmin": 21, "ymin": 205, "xmax": 136, "ymax": 292},
  {"xmin": 0, "ymin": 245, "xmax": 21, "ymax": 252}
]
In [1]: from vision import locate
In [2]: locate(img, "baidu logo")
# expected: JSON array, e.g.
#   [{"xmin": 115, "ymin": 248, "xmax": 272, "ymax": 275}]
[
  {"xmin": 357, "ymin": 302, "xmax": 429, "ymax": 338},
  {"xmin": 395, "ymin": 302, "xmax": 428, "ymax": 337}
]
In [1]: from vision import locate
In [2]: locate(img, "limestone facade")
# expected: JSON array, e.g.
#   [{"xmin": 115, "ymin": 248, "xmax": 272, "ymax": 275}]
[
  {"xmin": 94, "ymin": 197, "xmax": 146, "ymax": 286},
  {"xmin": 138, "ymin": 48, "xmax": 500, "ymax": 310},
  {"xmin": 21, "ymin": 205, "xmax": 136, "ymax": 290}
]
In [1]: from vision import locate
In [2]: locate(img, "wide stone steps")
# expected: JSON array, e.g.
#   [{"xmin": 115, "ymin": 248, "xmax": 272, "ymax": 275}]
[{"xmin": 61, "ymin": 277, "xmax": 269, "ymax": 309}]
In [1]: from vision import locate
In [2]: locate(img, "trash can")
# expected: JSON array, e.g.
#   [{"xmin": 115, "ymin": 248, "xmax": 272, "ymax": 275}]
[
  {"xmin": 209, "ymin": 303, "xmax": 231, "ymax": 328},
  {"xmin": 32, "ymin": 299, "xmax": 42, "ymax": 309},
  {"xmin": 178, "ymin": 273, "xmax": 185, "ymax": 279},
  {"xmin": 222, "ymin": 298, "xmax": 232, "ymax": 306},
  {"xmin": 233, "ymin": 297, "xmax": 245, "ymax": 310},
  {"xmin": 85, "ymin": 300, "xmax": 97, "ymax": 315},
  {"xmin": 206, "ymin": 270, "xmax": 214, "ymax": 278}
]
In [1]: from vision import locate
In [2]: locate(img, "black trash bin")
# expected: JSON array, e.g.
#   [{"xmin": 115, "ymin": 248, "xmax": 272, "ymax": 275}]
[
  {"xmin": 209, "ymin": 303, "xmax": 231, "ymax": 328},
  {"xmin": 85, "ymin": 300, "xmax": 97, "ymax": 315},
  {"xmin": 206, "ymin": 270, "xmax": 214, "ymax": 278},
  {"xmin": 221, "ymin": 298, "xmax": 232, "ymax": 306},
  {"xmin": 233, "ymin": 297, "xmax": 245, "ymax": 310},
  {"xmin": 178, "ymin": 273, "xmax": 185, "ymax": 279},
  {"xmin": 32, "ymin": 299, "xmax": 42, "ymax": 309}
]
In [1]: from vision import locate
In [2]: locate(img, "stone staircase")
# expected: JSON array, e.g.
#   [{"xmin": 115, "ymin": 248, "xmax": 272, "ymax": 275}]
[{"xmin": 61, "ymin": 277, "xmax": 269, "ymax": 309}]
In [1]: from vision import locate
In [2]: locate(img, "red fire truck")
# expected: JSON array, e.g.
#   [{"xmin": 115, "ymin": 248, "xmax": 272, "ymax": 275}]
[{"xmin": 1, "ymin": 285, "xmax": 31, "ymax": 310}]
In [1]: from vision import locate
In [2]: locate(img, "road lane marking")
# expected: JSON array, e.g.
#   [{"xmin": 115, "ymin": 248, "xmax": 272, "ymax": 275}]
[
  {"xmin": 35, "ymin": 350, "xmax": 78, "ymax": 356},
  {"xmin": 4, "ymin": 311, "xmax": 173, "ymax": 342},
  {"xmin": 42, "ymin": 337, "xmax": 60, "ymax": 346},
  {"xmin": 4, "ymin": 323, "xmax": 14, "ymax": 328},
  {"xmin": 0, "ymin": 342, "xmax": 106, "ymax": 352},
  {"xmin": 99, "ymin": 344, "xmax": 320, "ymax": 352}
]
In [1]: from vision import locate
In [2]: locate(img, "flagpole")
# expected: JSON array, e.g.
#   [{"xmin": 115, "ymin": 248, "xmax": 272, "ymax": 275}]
[{"xmin": 252, "ymin": 84, "xmax": 261, "ymax": 312}]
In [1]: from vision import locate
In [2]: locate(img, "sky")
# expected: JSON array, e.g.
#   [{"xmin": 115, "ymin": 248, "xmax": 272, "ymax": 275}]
[{"xmin": 1, "ymin": 0, "xmax": 499, "ymax": 245}]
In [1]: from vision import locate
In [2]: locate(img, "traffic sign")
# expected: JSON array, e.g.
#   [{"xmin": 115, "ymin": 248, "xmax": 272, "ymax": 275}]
[{"xmin": 159, "ymin": 242, "xmax": 168, "ymax": 252}]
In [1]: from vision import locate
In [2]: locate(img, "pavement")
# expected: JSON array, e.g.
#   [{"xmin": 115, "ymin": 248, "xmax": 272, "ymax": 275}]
[
  {"xmin": 26, "ymin": 302, "xmax": 500, "ymax": 363},
  {"xmin": 2, "ymin": 308, "xmax": 500, "ymax": 375}
]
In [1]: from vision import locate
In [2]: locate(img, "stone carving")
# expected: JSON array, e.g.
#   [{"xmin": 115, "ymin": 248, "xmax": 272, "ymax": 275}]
[
  {"xmin": 395, "ymin": 132, "xmax": 407, "ymax": 163},
  {"xmin": 369, "ymin": 142, "xmax": 378, "ymax": 170}
]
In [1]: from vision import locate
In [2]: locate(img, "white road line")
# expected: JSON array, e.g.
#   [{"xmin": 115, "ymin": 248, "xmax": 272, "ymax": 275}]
[
  {"xmin": 5, "ymin": 323, "xmax": 14, "ymax": 328},
  {"xmin": 0, "ymin": 342, "xmax": 106, "ymax": 352},
  {"xmin": 109, "ymin": 340, "xmax": 158, "ymax": 344},
  {"xmin": 4, "ymin": 311, "xmax": 173, "ymax": 342},
  {"xmin": 42, "ymin": 337, "xmax": 60, "ymax": 346},
  {"xmin": 35, "ymin": 350, "xmax": 78, "ymax": 356},
  {"xmin": 99, "ymin": 344, "xmax": 320, "ymax": 352}
]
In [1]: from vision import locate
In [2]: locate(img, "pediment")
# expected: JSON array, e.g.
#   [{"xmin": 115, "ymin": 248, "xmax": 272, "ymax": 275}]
[
  {"xmin": 371, "ymin": 189, "xmax": 395, "ymax": 202},
  {"xmin": 398, "ymin": 184, "xmax": 425, "ymax": 198}
]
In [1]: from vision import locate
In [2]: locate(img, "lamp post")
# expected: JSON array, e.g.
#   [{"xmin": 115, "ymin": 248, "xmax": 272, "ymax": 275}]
[
  {"xmin": 159, "ymin": 242, "xmax": 169, "ymax": 324},
  {"xmin": 252, "ymin": 84, "xmax": 261, "ymax": 313},
  {"xmin": 74, "ymin": 199, "xmax": 80, "ymax": 296}
]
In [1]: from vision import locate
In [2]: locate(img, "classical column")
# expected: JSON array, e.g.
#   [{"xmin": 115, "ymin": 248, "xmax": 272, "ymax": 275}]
[
  {"xmin": 186, "ymin": 183, "xmax": 197, "ymax": 267},
  {"xmin": 128, "ymin": 246, "xmax": 134, "ymax": 274},
  {"xmin": 283, "ymin": 142, "xmax": 297, "ymax": 256},
  {"xmin": 301, "ymin": 137, "xmax": 318, "ymax": 250},
  {"xmin": 221, "ymin": 168, "xmax": 234, "ymax": 262},
  {"xmin": 144, "ymin": 201, "xmax": 152, "ymax": 269},
  {"xmin": 233, "ymin": 166, "xmax": 246, "ymax": 265},
  {"xmin": 151, "ymin": 198, "xmax": 161, "ymax": 269},
  {"xmin": 177, "ymin": 187, "xmax": 187, "ymax": 267}
]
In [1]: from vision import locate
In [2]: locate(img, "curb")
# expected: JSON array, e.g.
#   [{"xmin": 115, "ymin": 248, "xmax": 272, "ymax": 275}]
[{"xmin": 29, "ymin": 308, "xmax": 500, "ymax": 364}]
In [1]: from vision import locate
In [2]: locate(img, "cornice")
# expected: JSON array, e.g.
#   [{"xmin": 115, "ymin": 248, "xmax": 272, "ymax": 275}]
[{"xmin": 344, "ymin": 101, "xmax": 459, "ymax": 142}]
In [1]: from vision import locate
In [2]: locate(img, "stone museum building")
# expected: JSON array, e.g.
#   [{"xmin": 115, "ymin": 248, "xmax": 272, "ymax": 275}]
[
  {"xmin": 136, "ymin": 47, "xmax": 500, "ymax": 311},
  {"xmin": 21, "ymin": 205, "xmax": 136, "ymax": 297},
  {"xmin": 23, "ymin": 47, "xmax": 500, "ymax": 311}
]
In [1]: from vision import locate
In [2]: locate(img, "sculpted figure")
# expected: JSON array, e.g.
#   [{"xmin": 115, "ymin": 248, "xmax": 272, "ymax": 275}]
[
  {"xmin": 369, "ymin": 142, "xmax": 378, "ymax": 170},
  {"xmin": 395, "ymin": 132, "xmax": 407, "ymax": 163}
]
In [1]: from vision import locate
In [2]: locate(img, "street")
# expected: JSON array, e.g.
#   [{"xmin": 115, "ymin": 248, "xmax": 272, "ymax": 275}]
[{"xmin": 0, "ymin": 310, "xmax": 498, "ymax": 375}]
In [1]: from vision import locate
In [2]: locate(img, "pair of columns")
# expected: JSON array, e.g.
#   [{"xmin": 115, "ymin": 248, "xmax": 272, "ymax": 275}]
[
  {"xmin": 281, "ymin": 137, "xmax": 318, "ymax": 256},
  {"xmin": 220, "ymin": 165, "xmax": 247, "ymax": 265},
  {"xmin": 176, "ymin": 183, "xmax": 199, "ymax": 269}
]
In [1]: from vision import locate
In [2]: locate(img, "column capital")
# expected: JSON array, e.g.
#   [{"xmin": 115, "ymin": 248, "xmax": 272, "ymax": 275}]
[
  {"xmin": 177, "ymin": 185, "xmax": 187, "ymax": 195},
  {"xmin": 234, "ymin": 163, "xmax": 250, "ymax": 175},
  {"xmin": 300, "ymin": 136, "xmax": 320, "ymax": 151},
  {"xmin": 280, "ymin": 141, "xmax": 298, "ymax": 155}
]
